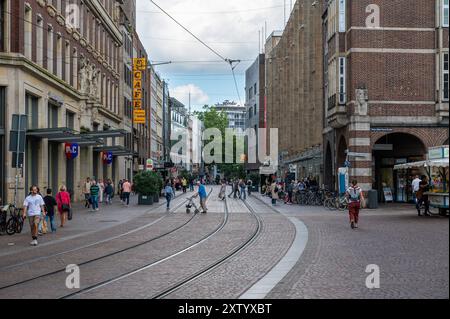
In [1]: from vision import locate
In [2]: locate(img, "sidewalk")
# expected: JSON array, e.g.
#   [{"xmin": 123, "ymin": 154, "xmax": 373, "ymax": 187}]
[{"xmin": 0, "ymin": 193, "xmax": 175, "ymax": 255}]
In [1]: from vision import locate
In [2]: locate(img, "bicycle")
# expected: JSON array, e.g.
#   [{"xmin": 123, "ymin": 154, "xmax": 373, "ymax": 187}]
[
  {"xmin": 5, "ymin": 205, "xmax": 24, "ymax": 236},
  {"xmin": 0, "ymin": 204, "xmax": 8, "ymax": 235}
]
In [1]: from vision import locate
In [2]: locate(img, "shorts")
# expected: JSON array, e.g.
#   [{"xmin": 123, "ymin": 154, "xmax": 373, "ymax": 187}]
[{"xmin": 28, "ymin": 215, "xmax": 40, "ymax": 227}]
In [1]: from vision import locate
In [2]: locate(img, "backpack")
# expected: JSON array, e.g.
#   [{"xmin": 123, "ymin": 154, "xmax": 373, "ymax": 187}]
[{"xmin": 348, "ymin": 187, "xmax": 361, "ymax": 202}]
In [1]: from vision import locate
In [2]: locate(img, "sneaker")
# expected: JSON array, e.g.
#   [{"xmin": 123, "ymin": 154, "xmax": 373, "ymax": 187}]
[
  {"xmin": 30, "ymin": 239, "xmax": 38, "ymax": 246},
  {"xmin": 351, "ymin": 221, "xmax": 355, "ymax": 229},
  {"xmin": 354, "ymin": 224, "xmax": 359, "ymax": 229}
]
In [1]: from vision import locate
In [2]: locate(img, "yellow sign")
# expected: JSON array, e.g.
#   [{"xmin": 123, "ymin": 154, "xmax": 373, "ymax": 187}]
[
  {"xmin": 133, "ymin": 71, "xmax": 142, "ymax": 80},
  {"xmin": 133, "ymin": 100, "xmax": 142, "ymax": 109},
  {"xmin": 133, "ymin": 89, "xmax": 142, "ymax": 100},
  {"xmin": 133, "ymin": 58, "xmax": 147, "ymax": 71},
  {"xmin": 133, "ymin": 79, "xmax": 142, "ymax": 90},
  {"xmin": 134, "ymin": 109, "xmax": 146, "ymax": 124}
]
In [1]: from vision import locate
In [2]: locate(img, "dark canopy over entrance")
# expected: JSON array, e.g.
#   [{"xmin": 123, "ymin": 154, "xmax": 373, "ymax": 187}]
[{"xmin": 373, "ymin": 133, "xmax": 427, "ymax": 202}]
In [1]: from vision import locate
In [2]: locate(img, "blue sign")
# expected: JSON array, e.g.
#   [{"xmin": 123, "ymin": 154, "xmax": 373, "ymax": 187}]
[
  {"xmin": 65, "ymin": 143, "xmax": 79, "ymax": 160},
  {"xmin": 102, "ymin": 151, "xmax": 113, "ymax": 165}
]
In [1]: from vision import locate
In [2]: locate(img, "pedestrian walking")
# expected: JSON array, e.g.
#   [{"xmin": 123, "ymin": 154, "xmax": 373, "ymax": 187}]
[
  {"xmin": 271, "ymin": 181, "xmax": 279, "ymax": 205},
  {"xmin": 346, "ymin": 180, "xmax": 365, "ymax": 229},
  {"xmin": 104, "ymin": 181, "xmax": 114, "ymax": 205},
  {"xmin": 83, "ymin": 177, "xmax": 91, "ymax": 208},
  {"xmin": 416, "ymin": 176, "xmax": 431, "ymax": 216},
  {"xmin": 90, "ymin": 181, "xmax": 100, "ymax": 211},
  {"xmin": 196, "ymin": 181, "xmax": 208, "ymax": 213},
  {"xmin": 182, "ymin": 177, "xmax": 188, "ymax": 193},
  {"xmin": 22, "ymin": 186, "xmax": 45, "ymax": 246},
  {"xmin": 56, "ymin": 185, "xmax": 72, "ymax": 227},
  {"xmin": 219, "ymin": 180, "xmax": 226, "ymax": 201},
  {"xmin": 122, "ymin": 179, "xmax": 132, "ymax": 206},
  {"xmin": 98, "ymin": 179, "xmax": 105, "ymax": 203},
  {"xmin": 164, "ymin": 182, "xmax": 174, "ymax": 210},
  {"xmin": 247, "ymin": 180, "xmax": 253, "ymax": 196},
  {"xmin": 411, "ymin": 175, "xmax": 422, "ymax": 204},
  {"xmin": 239, "ymin": 179, "xmax": 247, "ymax": 200},
  {"xmin": 43, "ymin": 188, "xmax": 57, "ymax": 233},
  {"xmin": 118, "ymin": 179, "xmax": 124, "ymax": 201}
]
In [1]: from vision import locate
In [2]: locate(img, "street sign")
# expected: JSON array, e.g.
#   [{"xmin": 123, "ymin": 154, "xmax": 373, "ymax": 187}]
[
  {"xmin": 133, "ymin": 58, "xmax": 147, "ymax": 71},
  {"xmin": 146, "ymin": 159, "xmax": 154, "ymax": 171}
]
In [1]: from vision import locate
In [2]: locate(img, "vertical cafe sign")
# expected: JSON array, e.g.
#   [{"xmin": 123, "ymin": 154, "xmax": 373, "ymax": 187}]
[{"xmin": 133, "ymin": 58, "xmax": 147, "ymax": 125}]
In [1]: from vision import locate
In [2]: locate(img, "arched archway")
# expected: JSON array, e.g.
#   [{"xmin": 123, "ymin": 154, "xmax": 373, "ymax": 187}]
[
  {"xmin": 373, "ymin": 133, "xmax": 427, "ymax": 202},
  {"xmin": 324, "ymin": 142, "xmax": 334, "ymax": 190}
]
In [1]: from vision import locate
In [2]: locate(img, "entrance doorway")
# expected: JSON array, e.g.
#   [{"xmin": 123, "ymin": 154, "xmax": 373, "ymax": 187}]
[{"xmin": 373, "ymin": 133, "xmax": 426, "ymax": 202}]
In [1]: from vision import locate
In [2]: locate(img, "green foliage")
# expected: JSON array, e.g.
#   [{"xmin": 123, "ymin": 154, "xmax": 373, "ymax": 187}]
[
  {"xmin": 133, "ymin": 171, "xmax": 162, "ymax": 196},
  {"xmin": 220, "ymin": 164, "xmax": 245, "ymax": 180}
]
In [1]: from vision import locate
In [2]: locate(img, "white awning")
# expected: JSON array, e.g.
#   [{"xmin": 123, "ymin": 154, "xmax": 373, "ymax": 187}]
[{"xmin": 394, "ymin": 159, "xmax": 449, "ymax": 170}]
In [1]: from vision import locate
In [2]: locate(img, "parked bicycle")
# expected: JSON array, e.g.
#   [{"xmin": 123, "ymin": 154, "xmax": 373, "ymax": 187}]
[
  {"xmin": 323, "ymin": 192, "xmax": 348, "ymax": 211},
  {"xmin": 4, "ymin": 204, "xmax": 24, "ymax": 236}
]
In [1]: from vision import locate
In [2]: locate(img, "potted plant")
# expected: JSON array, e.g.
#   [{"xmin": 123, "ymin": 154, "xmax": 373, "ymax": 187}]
[
  {"xmin": 133, "ymin": 171, "xmax": 161, "ymax": 205},
  {"xmin": 153, "ymin": 174, "xmax": 163, "ymax": 203}
]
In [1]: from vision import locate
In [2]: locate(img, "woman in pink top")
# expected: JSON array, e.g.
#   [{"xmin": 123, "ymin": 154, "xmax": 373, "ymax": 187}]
[
  {"xmin": 122, "ymin": 180, "xmax": 132, "ymax": 206},
  {"xmin": 56, "ymin": 185, "xmax": 71, "ymax": 227}
]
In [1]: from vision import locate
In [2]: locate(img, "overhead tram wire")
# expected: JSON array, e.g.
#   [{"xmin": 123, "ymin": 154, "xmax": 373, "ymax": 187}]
[{"xmin": 148, "ymin": 0, "xmax": 244, "ymax": 105}]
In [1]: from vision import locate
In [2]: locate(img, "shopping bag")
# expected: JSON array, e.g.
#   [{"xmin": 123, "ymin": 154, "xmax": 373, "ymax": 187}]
[
  {"xmin": 68, "ymin": 208, "xmax": 73, "ymax": 221},
  {"xmin": 41, "ymin": 218, "xmax": 48, "ymax": 234}
]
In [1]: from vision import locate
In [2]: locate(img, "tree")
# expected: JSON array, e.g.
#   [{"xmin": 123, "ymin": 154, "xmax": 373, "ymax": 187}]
[{"xmin": 195, "ymin": 105, "xmax": 245, "ymax": 178}]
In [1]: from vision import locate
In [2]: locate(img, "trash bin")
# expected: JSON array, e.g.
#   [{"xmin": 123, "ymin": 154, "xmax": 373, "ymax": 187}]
[{"xmin": 367, "ymin": 190, "xmax": 378, "ymax": 209}]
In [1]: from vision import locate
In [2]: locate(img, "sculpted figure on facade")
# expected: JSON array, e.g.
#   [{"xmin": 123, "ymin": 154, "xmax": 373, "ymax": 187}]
[
  {"xmin": 355, "ymin": 88, "xmax": 369, "ymax": 116},
  {"xmin": 91, "ymin": 68, "xmax": 101, "ymax": 99},
  {"xmin": 79, "ymin": 56, "xmax": 89, "ymax": 94}
]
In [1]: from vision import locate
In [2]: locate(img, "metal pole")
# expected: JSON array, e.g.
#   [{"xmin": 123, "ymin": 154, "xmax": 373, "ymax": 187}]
[{"xmin": 13, "ymin": 115, "xmax": 22, "ymax": 207}]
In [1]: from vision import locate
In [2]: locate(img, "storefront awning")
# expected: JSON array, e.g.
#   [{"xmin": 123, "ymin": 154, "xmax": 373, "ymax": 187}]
[
  {"xmin": 93, "ymin": 146, "xmax": 135, "ymax": 156},
  {"xmin": 394, "ymin": 159, "xmax": 449, "ymax": 170},
  {"xmin": 81, "ymin": 129, "xmax": 128, "ymax": 139},
  {"xmin": 27, "ymin": 128, "xmax": 76, "ymax": 139},
  {"xmin": 27, "ymin": 128, "xmax": 104, "ymax": 146}
]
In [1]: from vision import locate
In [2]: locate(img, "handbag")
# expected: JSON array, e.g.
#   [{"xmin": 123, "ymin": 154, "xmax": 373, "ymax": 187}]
[
  {"xmin": 41, "ymin": 218, "xmax": 48, "ymax": 234},
  {"xmin": 67, "ymin": 208, "xmax": 73, "ymax": 221}
]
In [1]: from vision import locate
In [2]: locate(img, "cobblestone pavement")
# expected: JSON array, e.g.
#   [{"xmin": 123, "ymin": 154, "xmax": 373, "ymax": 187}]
[
  {"xmin": 0, "ymin": 190, "xmax": 194, "ymax": 266},
  {"xmin": 166, "ymin": 196, "xmax": 295, "ymax": 299},
  {"xmin": 1, "ymin": 186, "xmax": 447, "ymax": 299},
  {"xmin": 256, "ymin": 195, "xmax": 449, "ymax": 299}
]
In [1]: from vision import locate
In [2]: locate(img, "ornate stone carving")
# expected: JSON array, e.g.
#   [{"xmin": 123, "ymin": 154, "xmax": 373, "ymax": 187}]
[
  {"xmin": 37, "ymin": 0, "xmax": 46, "ymax": 8},
  {"xmin": 90, "ymin": 69, "xmax": 101, "ymax": 99},
  {"xmin": 79, "ymin": 56, "xmax": 90, "ymax": 94},
  {"xmin": 47, "ymin": 5, "xmax": 57, "ymax": 17},
  {"xmin": 355, "ymin": 89, "xmax": 369, "ymax": 116},
  {"xmin": 72, "ymin": 30, "xmax": 81, "ymax": 41},
  {"xmin": 80, "ymin": 38, "xmax": 87, "ymax": 47},
  {"xmin": 56, "ymin": 13, "xmax": 65, "ymax": 26}
]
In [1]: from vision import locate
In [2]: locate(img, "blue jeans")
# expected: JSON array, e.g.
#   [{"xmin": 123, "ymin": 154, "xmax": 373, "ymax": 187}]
[
  {"xmin": 46, "ymin": 214, "xmax": 56, "ymax": 232},
  {"xmin": 240, "ymin": 187, "xmax": 246, "ymax": 200},
  {"xmin": 123, "ymin": 192, "xmax": 130, "ymax": 205},
  {"xmin": 166, "ymin": 194, "xmax": 172, "ymax": 208},
  {"xmin": 91, "ymin": 195, "xmax": 99, "ymax": 210}
]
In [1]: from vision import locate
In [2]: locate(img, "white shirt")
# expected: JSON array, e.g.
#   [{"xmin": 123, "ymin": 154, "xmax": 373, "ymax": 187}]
[
  {"xmin": 23, "ymin": 194, "xmax": 45, "ymax": 217},
  {"xmin": 412, "ymin": 178, "xmax": 421, "ymax": 192}
]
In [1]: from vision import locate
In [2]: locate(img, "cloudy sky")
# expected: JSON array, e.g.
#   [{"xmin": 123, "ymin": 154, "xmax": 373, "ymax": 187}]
[{"xmin": 136, "ymin": 0, "xmax": 290, "ymax": 111}]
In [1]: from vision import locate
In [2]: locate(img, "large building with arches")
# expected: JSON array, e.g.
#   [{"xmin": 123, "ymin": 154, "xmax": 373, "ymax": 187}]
[{"xmin": 322, "ymin": 0, "xmax": 449, "ymax": 199}]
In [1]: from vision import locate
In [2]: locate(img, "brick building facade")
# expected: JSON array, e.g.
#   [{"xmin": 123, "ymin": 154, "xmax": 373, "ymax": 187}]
[{"xmin": 323, "ymin": 0, "xmax": 449, "ymax": 199}]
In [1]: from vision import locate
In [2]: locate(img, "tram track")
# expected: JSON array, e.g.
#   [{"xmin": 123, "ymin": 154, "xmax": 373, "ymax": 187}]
[
  {"xmin": 0, "ymin": 189, "xmax": 213, "ymax": 291},
  {"xmin": 150, "ymin": 197, "xmax": 263, "ymax": 299}
]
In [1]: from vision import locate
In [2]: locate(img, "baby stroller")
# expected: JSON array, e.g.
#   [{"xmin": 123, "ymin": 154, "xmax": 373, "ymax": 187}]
[{"xmin": 186, "ymin": 196, "xmax": 201, "ymax": 214}]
